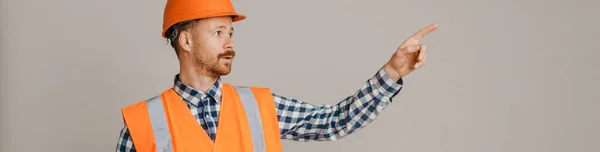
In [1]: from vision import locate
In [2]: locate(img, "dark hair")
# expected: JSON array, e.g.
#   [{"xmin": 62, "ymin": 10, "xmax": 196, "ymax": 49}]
[{"xmin": 164, "ymin": 19, "xmax": 200, "ymax": 54}]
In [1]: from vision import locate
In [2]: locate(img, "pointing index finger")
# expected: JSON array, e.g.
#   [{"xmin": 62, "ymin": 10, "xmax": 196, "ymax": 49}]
[{"xmin": 410, "ymin": 24, "xmax": 439, "ymax": 40}]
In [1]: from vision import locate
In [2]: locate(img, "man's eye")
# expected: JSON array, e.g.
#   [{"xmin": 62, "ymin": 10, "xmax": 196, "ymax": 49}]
[{"xmin": 215, "ymin": 31, "xmax": 221, "ymax": 35}]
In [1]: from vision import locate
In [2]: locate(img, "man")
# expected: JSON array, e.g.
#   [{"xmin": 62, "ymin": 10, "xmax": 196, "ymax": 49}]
[{"xmin": 116, "ymin": 0, "xmax": 438, "ymax": 151}]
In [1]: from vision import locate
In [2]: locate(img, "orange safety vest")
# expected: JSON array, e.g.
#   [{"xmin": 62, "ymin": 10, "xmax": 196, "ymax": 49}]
[{"xmin": 121, "ymin": 84, "xmax": 283, "ymax": 152}]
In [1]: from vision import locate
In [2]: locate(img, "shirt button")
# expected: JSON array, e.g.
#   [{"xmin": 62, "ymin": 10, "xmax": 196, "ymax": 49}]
[{"xmin": 205, "ymin": 115, "xmax": 210, "ymax": 118}]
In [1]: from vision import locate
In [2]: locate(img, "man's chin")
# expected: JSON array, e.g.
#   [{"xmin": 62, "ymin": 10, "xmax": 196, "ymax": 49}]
[
  {"xmin": 212, "ymin": 66, "xmax": 232, "ymax": 76},
  {"xmin": 219, "ymin": 70, "xmax": 231, "ymax": 75}
]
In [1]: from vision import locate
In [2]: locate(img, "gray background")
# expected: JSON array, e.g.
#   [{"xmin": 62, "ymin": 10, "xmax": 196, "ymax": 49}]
[{"xmin": 1, "ymin": 0, "xmax": 598, "ymax": 151}]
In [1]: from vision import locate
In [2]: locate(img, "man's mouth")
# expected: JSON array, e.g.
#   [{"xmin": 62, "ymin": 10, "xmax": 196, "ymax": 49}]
[{"xmin": 219, "ymin": 50, "xmax": 235, "ymax": 60}]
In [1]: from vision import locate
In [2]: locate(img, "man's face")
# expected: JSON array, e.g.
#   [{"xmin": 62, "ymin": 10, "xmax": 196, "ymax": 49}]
[{"xmin": 188, "ymin": 16, "xmax": 235, "ymax": 76}]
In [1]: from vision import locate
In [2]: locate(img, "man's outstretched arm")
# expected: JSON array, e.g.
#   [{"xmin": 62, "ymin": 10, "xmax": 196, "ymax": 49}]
[
  {"xmin": 275, "ymin": 24, "xmax": 438, "ymax": 141},
  {"xmin": 275, "ymin": 67, "xmax": 403, "ymax": 141}
]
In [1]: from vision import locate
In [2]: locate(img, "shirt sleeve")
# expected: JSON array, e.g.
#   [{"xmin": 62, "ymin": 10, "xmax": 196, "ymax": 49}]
[
  {"xmin": 274, "ymin": 66, "xmax": 404, "ymax": 141},
  {"xmin": 115, "ymin": 125, "xmax": 137, "ymax": 152}
]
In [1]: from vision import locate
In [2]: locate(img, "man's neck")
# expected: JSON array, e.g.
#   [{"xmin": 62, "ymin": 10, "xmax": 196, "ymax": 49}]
[{"xmin": 178, "ymin": 63, "xmax": 218, "ymax": 93}]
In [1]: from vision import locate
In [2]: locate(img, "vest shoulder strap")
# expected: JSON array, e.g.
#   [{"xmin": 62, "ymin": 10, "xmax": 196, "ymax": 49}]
[
  {"xmin": 121, "ymin": 93, "xmax": 173, "ymax": 152},
  {"xmin": 230, "ymin": 85, "xmax": 283, "ymax": 152},
  {"xmin": 146, "ymin": 95, "xmax": 173, "ymax": 152},
  {"xmin": 235, "ymin": 86, "xmax": 267, "ymax": 152}
]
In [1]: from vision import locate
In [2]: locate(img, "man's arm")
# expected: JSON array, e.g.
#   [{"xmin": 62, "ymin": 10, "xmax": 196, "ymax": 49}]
[
  {"xmin": 115, "ymin": 126, "xmax": 136, "ymax": 152},
  {"xmin": 273, "ymin": 23, "xmax": 439, "ymax": 141},
  {"xmin": 275, "ymin": 67, "xmax": 403, "ymax": 141}
]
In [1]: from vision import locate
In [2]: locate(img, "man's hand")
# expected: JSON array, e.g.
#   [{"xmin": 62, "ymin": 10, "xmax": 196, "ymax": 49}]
[{"xmin": 384, "ymin": 24, "xmax": 439, "ymax": 81}]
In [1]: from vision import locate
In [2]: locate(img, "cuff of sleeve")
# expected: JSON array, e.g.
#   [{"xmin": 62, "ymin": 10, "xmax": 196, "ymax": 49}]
[{"xmin": 373, "ymin": 67, "xmax": 403, "ymax": 96}]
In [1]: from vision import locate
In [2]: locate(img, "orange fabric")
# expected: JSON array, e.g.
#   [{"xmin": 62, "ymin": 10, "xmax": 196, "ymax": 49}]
[
  {"xmin": 213, "ymin": 84, "xmax": 254, "ymax": 152},
  {"xmin": 121, "ymin": 84, "xmax": 282, "ymax": 152},
  {"xmin": 162, "ymin": 0, "xmax": 246, "ymax": 38},
  {"xmin": 161, "ymin": 89, "xmax": 211, "ymax": 151},
  {"xmin": 249, "ymin": 86, "xmax": 284, "ymax": 152},
  {"xmin": 121, "ymin": 102, "xmax": 156, "ymax": 152}
]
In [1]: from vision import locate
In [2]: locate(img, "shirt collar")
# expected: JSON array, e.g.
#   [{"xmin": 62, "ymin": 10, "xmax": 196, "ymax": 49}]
[{"xmin": 173, "ymin": 74, "xmax": 223, "ymax": 106}]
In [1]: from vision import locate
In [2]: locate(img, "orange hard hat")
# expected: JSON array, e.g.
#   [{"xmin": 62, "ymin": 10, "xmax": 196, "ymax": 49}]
[{"xmin": 162, "ymin": 0, "xmax": 246, "ymax": 38}]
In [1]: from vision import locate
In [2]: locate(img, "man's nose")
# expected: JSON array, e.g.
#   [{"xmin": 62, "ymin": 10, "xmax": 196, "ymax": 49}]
[{"xmin": 224, "ymin": 37, "xmax": 234, "ymax": 50}]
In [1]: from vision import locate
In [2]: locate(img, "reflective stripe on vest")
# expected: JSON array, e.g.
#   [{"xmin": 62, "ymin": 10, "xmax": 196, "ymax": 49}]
[
  {"xmin": 146, "ymin": 96, "xmax": 173, "ymax": 152},
  {"xmin": 235, "ymin": 86, "xmax": 267, "ymax": 152},
  {"xmin": 146, "ymin": 87, "xmax": 267, "ymax": 152}
]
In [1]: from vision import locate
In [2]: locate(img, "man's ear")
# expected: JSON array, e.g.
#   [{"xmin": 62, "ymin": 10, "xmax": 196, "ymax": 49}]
[{"xmin": 178, "ymin": 30, "xmax": 193, "ymax": 53}]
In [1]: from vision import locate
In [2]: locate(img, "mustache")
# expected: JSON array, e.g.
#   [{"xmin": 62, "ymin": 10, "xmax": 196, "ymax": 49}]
[{"xmin": 218, "ymin": 50, "xmax": 235, "ymax": 58}]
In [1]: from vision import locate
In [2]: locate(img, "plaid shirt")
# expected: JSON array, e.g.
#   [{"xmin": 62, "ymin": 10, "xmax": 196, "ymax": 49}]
[{"xmin": 116, "ymin": 67, "xmax": 403, "ymax": 152}]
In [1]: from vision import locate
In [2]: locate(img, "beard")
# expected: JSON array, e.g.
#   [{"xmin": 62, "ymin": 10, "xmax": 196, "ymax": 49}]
[{"xmin": 192, "ymin": 49, "xmax": 235, "ymax": 76}]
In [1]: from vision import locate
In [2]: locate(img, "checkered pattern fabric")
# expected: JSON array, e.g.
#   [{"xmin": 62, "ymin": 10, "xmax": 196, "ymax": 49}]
[{"xmin": 116, "ymin": 67, "xmax": 403, "ymax": 152}]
